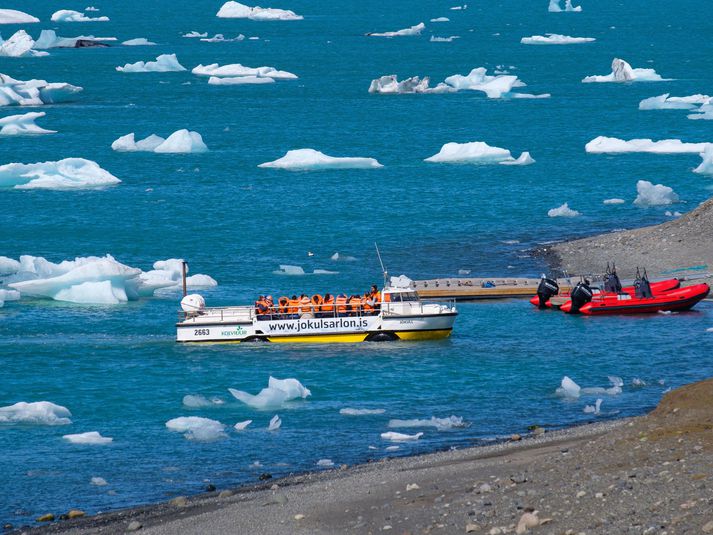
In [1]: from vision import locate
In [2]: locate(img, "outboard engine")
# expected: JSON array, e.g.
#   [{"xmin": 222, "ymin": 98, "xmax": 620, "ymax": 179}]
[
  {"xmin": 634, "ymin": 268, "xmax": 653, "ymax": 298},
  {"xmin": 181, "ymin": 294, "xmax": 206, "ymax": 316},
  {"xmin": 569, "ymin": 280, "xmax": 594, "ymax": 313},
  {"xmin": 536, "ymin": 276, "xmax": 559, "ymax": 308},
  {"xmin": 603, "ymin": 263, "xmax": 623, "ymax": 293}
]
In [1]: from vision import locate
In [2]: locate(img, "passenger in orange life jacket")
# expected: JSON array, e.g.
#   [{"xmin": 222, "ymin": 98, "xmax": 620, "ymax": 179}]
[
  {"xmin": 278, "ymin": 296, "xmax": 289, "ymax": 318},
  {"xmin": 299, "ymin": 293, "xmax": 312, "ymax": 316},
  {"xmin": 287, "ymin": 295, "xmax": 300, "ymax": 318},
  {"xmin": 362, "ymin": 292, "xmax": 374, "ymax": 314},
  {"xmin": 348, "ymin": 294, "xmax": 361, "ymax": 316},
  {"xmin": 370, "ymin": 285, "xmax": 381, "ymax": 311},
  {"xmin": 311, "ymin": 294, "xmax": 324, "ymax": 317},
  {"xmin": 255, "ymin": 295, "xmax": 270, "ymax": 319},
  {"xmin": 335, "ymin": 293, "xmax": 348, "ymax": 316},
  {"xmin": 321, "ymin": 293, "xmax": 335, "ymax": 317},
  {"xmin": 265, "ymin": 295, "xmax": 274, "ymax": 318}
]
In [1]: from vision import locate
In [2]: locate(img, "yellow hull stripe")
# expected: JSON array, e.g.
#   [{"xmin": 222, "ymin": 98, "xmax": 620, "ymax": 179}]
[
  {"xmin": 267, "ymin": 333, "xmax": 369, "ymax": 344},
  {"xmin": 394, "ymin": 329, "xmax": 452, "ymax": 341}
]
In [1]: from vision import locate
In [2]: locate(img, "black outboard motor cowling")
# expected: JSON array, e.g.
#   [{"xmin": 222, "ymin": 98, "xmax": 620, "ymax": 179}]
[
  {"xmin": 569, "ymin": 280, "xmax": 594, "ymax": 313},
  {"xmin": 536, "ymin": 277, "xmax": 559, "ymax": 308}
]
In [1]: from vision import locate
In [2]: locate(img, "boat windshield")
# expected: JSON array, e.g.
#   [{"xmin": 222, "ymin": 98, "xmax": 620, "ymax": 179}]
[{"xmin": 387, "ymin": 291, "xmax": 419, "ymax": 302}]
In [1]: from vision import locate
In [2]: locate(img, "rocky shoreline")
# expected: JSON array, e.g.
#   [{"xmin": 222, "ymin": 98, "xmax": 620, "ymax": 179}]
[{"xmin": 20, "ymin": 379, "xmax": 713, "ymax": 535}]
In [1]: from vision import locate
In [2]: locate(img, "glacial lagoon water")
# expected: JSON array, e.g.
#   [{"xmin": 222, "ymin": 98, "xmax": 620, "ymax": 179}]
[{"xmin": 1, "ymin": 0, "xmax": 712, "ymax": 526}]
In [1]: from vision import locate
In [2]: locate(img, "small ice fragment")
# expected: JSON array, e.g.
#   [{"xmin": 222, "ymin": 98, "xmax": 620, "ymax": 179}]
[
  {"xmin": 63, "ymin": 431, "xmax": 113, "ymax": 445},
  {"xmin": 634, "ymin": 180, "xmax": 679, "ymax": 206},
  {"xmin": 499, "ymin": 152, "xmax": 535, "ymax": 166},
  {"xmin": 0, "ymin": 112, "xmax": 55, "ymax": 136},
  {"xmin": 234, "ymin": 419, "xmax": 252, "ymax": 430},
  {"xmin": 122, "ymin": 38, "xmax": 156, "ymax": 46},
  {"xmin": 632, "ymin": 378, "xmax": 647, "ymax": 386},
  {"xmin": 90, "ymin": 476, "xmax": 108, "ymax": 486},
  {"xmin": 603, "ymin": 198, "xmax": 626, "ymax": 205},
  {"xmin": 608, "ymin": 376, "xmax": 623, "ymax": 387},
  {"xmin": 51, "ymin": 9, "xmax": 109, "ymax": 22},
  {"xmin": 548, "ymin": 203, "xmax": 580, "ymax": 217},
  {"xmin": 116, "ymin": 54, "xmax": 186, "ymax": 73},
  {"xmin": 583, "ymin": 399, "xmax": 602, "ymax": 415},
  {"xmin": 367, "ymin": 22, "xmax": 425, "ymax": 37},
  {"xmin": 182, "ymin": 394, "xmax": 219, "ymax": 408},
  {"xmin": 521, "ymin": 34, "xmax": 594, "ymax": 45},
  {"xmin": 582, "ymin": 58, "xmax": 669, "ymax": 83},
  {"xmin": 556, "ymin": 376, "xmax": 581, "ymax": 398},
  {"xmin": 331, "ymin": 252, "xmax": 356, "ymax": 262},
  {"xmin": 0, "ymin": 401, "xmax": 72, "ymax": 425},
  {"xmin": 339, "ymin": 408, "xmax": 386, "ymax": 415},
  {"xmin": 387, "ymin": 416, "xmax": 465, "ymax": 430},
  {"xmin": 258, "ymin": 148, "xmax": 382, "ymax": 170},
  {"xmin": 385, "ymin": 445, "xmax": 400, "ymax": 451},
  {"xmin": 693, "ymin": 145, "xmax": 713, "ymax": 175},
  {"xmin": 165, "ymin": 416, "xmax": 227, "ymax": 441},
  {"xmin": 216, "ymin": 1, "xmax": 303, "ymax": 21},
  {"xmin": 425, "ymin": 141, "xmax": 513, "ymax": 164},
  {"xmin": 316, "ymin": 459, "xmax": 334, "ymax": 467},
  {"xmin": 268, "ymin": 415, "xmax": 281, "ymax": 431},
  {"xmin": 586, "ymin": 136, "xmax": 707, "ymax": 154},
  {"xmin": 430, "ymin": 17, "xmax": 449, "ymax": 22},
  {"xmin": 273, "ymin": 264, "xmax": 306, "ymax": 275},
  {"xmin": 380, "ymin": 431, "xmax": 423, "ymax": 442}
]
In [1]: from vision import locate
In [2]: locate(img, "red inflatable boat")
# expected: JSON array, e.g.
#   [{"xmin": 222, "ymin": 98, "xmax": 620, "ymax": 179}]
[
  {"xmin": 529, "ymin": 278, "xmax": 681, "ymax": 308},
  {"xmin": 560, "ymin": 283, "xmax": 710, "ymax": 315}
]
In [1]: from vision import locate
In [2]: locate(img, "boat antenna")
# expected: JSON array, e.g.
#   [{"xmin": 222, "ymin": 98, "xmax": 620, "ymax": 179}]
[
  {"xmin": 182, "ymin": 261, "xmax": 188, "ymax": 298},
  {"xmin": 374, "ymin": 242, "xmax": 388, "ymax": 288}
]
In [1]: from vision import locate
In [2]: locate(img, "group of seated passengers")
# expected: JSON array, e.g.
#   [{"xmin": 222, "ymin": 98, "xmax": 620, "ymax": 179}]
[{"xmin": 254, "ymin": 285, "xmax": 382, "ymax": 319}]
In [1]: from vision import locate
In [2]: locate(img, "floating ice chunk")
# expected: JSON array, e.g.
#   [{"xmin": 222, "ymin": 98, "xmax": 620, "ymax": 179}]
[
  {"xmin": 201, "ymin": 34, "xmax": 245, "ymax": 42},
  {"xmin": 368, "ymin": 22, "xmax": 425, "ymax": 37},
  {"xmin": 508, "ymin": 92, "xmax": 551, "ymax": 99},
  {"xmin": 331, "ymin": 252, "xmax": 356, "ymax": 262},
  {"xmin": 443, "ymin": 68, "xmax": 523, "ymax": 98},
  {"xmin": 632, "ymin": 378, "xmax": 647, "ymax": 386},
  {"xmin": 184, "ymin": 31, "xmax": 208, "ymax": 38},
  {"xmin": 208, "ymin": 75, "xmax": 275, "ymax": 86},
  {"xmin": 688, "ymin": 101, "xmax": 713, "ymax": 121},
  {"xmin": 639, "ymin": 93, "xmax": 709, "ymax": 110},
  {"xmin": 33, "ymin": 30, "xmax": 115, "ymax": 49},
  {"xmin": 273, "ymin": 264, "xmax": 305, "ymax": 275},
  {"xmin": 583, "ymin": 399, "xmax": 602, "ymax": 415},
  {"xmin": 430, "ymin": 35, "xmax": 459, "ymax": 42},
  {"xmin": 548, "ymin": 0, "xmax": 581, "ymax": 11},
  {"xmin": 450, "ymin": 4, "xmax": 467, "ymax": 10},
  {"xmin": 217, "ymin": 1, "xmax": 303, "ymax": 20},
  {"xmin": 340, "ymin": 408, "xmax": 386, "ymax": 415},
  {"xmin": 0, "ymin": 112, "xmax": 55, "ymax": 135},
  {"xmin": 51, "ymin": 10, "xmax": 109, "ymax": 22},
  {"xmin": 368, "ymin": 75, "xmax": 454, "ymax": 94},
  {"xmin": 425, "ymin": 141, "xmax": 513, "ymax": 164},
  {"xmin": 122, "ymin": 38, "xmax": 156, "ymax": 46},
  {"xmin": 316, "ymin": 459, "xmax": 334, "ymax": 467},
  {"xmin": 0, "ymin": 9, "xmax": 39, "ymax": 24},
  {"xmin": 608, "ymin": 376, "xmax": 623, "ymax": 387},
  {"xmin": 0, "ymin": 401, "xmax": 72, "ymax": 425},
  {"xmin": 166, "ymin": 417, "xmax": 227, "ymax": 441},
  {"xmin": 229, "ymin": 377, "xmax": 310, "ymax": 409},
  {"xmin": 388, "ymin": 416, "xmax": 465, "ymax": 430},
  {"xmin": 521, "ymin": 33, "xmax": 594, "ymax": 45},
  {"xmin": 185, "ymin": 274, "xmax": 217, "ymax": 287},
  {"xmin": 268, "ymin": 376, "xmax": 311, "ymax": 399},
  {"xmin": 0, "ymin": 73, "xmax": 83, "ymax": 107},
  {"xmin": 582, "ymin": 58, "xmax": 670, "ymax": 83},
  {"xmin": 585, "ymin": 136, "xmax": 709, "ymax": 154},
  {"xmin": 90, "ymin": 476, "xmax": 108, "ymax": 486},
  {"xmin": 117, "ymin": 54, "xmax": 186, "ymax": 73},
  {"xmin": 193, "ymin": 63, "xmax": 296, "ymax": 79},
  {"xmin": 603, "ymin": 198, "xmax": 625, "ymax": 204},
  {"xmin": 548, "ymin": 203, "xmax": 580, "ymax": 217},
  {"xmin": 85, "ymin": 6, "xmax": 99, "ymax": 12},
  {"xmin": 0, "ymin": 289, "xmax": 21, "ymax": 307},
  {"xmin": 63, "ymin": 431, "xmax": 113, "ymax": 445},
  {"xmin": 182, "ymin": 395, "xmax": 224, "ymax": 408},
  {"xmin": 155, "ymin": 130, "xmax": 208, "ymax": 153},
  {"xmin": 111, "ymin": 133, "xmax": 164, "ymax": 152},
  {"xmin": 259, "ymin": 148, "xmax": 383, "ymax": 170},
  {"xmin": 268, "ymin": 415, "xmax": 281, "ymax": 431},
  {"xmin": 0, "ymin": 256, "xmax": 21, "ymax": 275},
  {"xmin": 458, "ymin": 269, "xmax": 472, "ymax": 275},
  {"xmin": 581, "ymin": 386, "xmax": 622, "ymax": 395},
  {"xmin": 381, "ymin": 431, "xmax": 423, "ymax": 442},
  {"xmin": 234, "ymin": 419, "xmax": 252, "ymax": 430},
  {"xmin": 385, "ymin": 445, "xmax": 400, "ymax": 451},
  {"xmin": 634, "ymin": 180, "xmax": 679, "ymax": 206},
  {"xmin": 693, "ymin": 145, "xmax": 713, "ymax": 175},
  {"xmin": 0, "ymin": 30, "xmax": 47, "ymax": 57},
  {"xmin": 430, "ymin": 17, "xmax": 449, "ymax": 22},
  {"xmin": 0, "ymin": 158, "xmax": 119, "ymax": 190},
  {"xmin": 499, "ymin": 152, "xmax": 535, "ymax": 166},
  {"xmin": 556, "ymin": 376, "xmax": 581, "ymax": 398}
]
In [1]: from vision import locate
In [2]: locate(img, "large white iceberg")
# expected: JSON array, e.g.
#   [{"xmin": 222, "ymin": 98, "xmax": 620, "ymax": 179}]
[
  {"xmin": 585, "ymin": 136, "xmax": 709, "ymax": 154},
  {"xmin": 639, "ymin": 93, "xmax": 710, "ymax": 110},
  {"xmin": 0, "ymin": 112, "xmax": 55, "ymax": 135},
  {"xmin": 122, "ymin": 38, "xmax": 156, "ymax": 46},
  {"xmin": 192, "ymin": 63, "xmax": 297, "ymax": 80},
  {"xmin": 258, "ymin": 148, "xmax": 383, "ymax": 170},
  {"xmin": 582, "ymin": 58, "xmax": 670, "ymax": 83},
  {"xmin": 368, "ymin": 75, "xmax": 453, "ymax": 94},
  {"xmin": 0, "ymin": 73, "xmax": 83, "ymax": 107},
  {"xmin": 63, "ymin": 431, "xmax": 113, "ymax": 445},
  {"xmin": 34, "ymin": 29, "xmax": 115, "ymax": 49},
  {"xmin": 693, "ymin": 145, "xmax": 713, "ymax": 175},
  {"xmin": 0, "ymin": 9, "xmax": 39, "ymax": 24},
  {"xmin": 0, "ymin": 158, "xmax": 119, "ymax": 190},
  {"xmin": 368, "ymin": 22, "xmax": 425, "ymax": 37},
  {"xmin": 165, "ymin": 417, "xmax": 227, "ymax": 441},
  {"xmin": 521, "ymin": 34, "xmax": 594, "ymax": 45},
  {"xmin": 0, "ymin": 401, "xmax": 72, "ymax": 425},
  {"xmin": 51, "ymin": 10, "xmax": 109, "ymax": 22},
  {"xmin": 444, "ymin": 68, "xmax": 526, "ymax": 98},
  {"xmin": 111, "ymin": 130, "xmax": 208, "ymax": 153},
  {"xmin": 117, "ymin": 54, "xmax": 186, "ymax": 73},
  {"xmin": 228, "ymin": 376, "xmax": 311, "ymax": 409},
  {"xmin": 0, "ymin": 30, "xmax": 48, "ymax": 57},
  {"xmin": 548, "ymin": 0, "xmax": 581, "ymax": 12},
  {"xmin": 216, "ymin": 1, "xmax": 303, "ymax": 20},
  {"xmin": 634, "ymin": 180, "xmax": 679, "ymax": 206},
  {"xmin": 425, "ymin": 141, "xmax": 529, "ymax": 164},
  {"xmin": 548, "ymin": 203, "xmax": 580, "ymax": 217}
]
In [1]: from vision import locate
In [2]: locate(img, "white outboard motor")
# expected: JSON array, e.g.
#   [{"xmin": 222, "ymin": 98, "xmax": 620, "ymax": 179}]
[{"xmin": 181, "ymin": 294, "xmax": 205, "ymax": 315}]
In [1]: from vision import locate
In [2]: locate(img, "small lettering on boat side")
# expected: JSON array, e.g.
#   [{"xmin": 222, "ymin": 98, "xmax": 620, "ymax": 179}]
[
  {"xmin": 194, "ymin": 328, "xmax": 210, "ymax": 336},
  {"xmin": 219, "ymin": 326, "xmax": 247, "ymax": 337}
]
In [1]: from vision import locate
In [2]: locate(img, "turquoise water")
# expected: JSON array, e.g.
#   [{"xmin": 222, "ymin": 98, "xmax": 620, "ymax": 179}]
[{"xmin": 1, "ymin": 0, "xmax": 712, "ymax": 526}]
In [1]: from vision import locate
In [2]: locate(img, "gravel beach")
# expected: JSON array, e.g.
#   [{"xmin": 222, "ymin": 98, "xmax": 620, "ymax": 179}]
[{"xmin": 22, "ymin": 379, "xmax": 713, "ymax": 535}]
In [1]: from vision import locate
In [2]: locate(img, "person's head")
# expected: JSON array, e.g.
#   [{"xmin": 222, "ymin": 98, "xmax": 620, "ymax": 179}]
[
  {"xmin": 266, "ymin": 295, "xmax": 273, "ymax": 302},
  {"xmin": 325, "ymin": 293, "xmax": 331, "ymax": 299},
  {"xmin": 259, "ymin": 295, "xmax": 264, "ymax": 300},
  {"xmin": 291, "ymin": 295, "xmax": 297, "ymax": 300},
  {"xmin": 371, "ymin": 285, "xmax": 378, "ymax": 292},
  {"xmin": 300, "ymin": 293, "xmax": 306, "ymax": 298}
]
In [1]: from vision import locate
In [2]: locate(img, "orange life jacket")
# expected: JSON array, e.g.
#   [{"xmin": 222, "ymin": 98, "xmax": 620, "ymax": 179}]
[
  {"xmin": 322, "ymin": 296, "xmax": 335, "ymax": 313},
  {"xmin": 256, "ymin": 299, "xmax": 269, "ymax": 315},
  {"xmin": 299, "ymin": 296, "xmax": 312, "ymax": 314},
  {"xmin": 372, "ymin": 290, "xmax": 381, "ymax": 304},
  {"xmin": 335, "ymin": 295, "xmax": 347, "ymax": 313},
  {"xmin": 278, "ymin": 297, "xmax": 289, "ymax": 314},
  {"xmin": 311, "ymin": 294, "xmax": 323, "ymax": 312},
  {"xmin": 349, "ymin": 296, "xmax": 361, "ymax": 313},
  {"xmin": 288, "ymin": 298, "xmax": 300, "ymax": 314},
  {"xmin": 362, "ymin": 295, "xmax": 373, "ymax": 312}
]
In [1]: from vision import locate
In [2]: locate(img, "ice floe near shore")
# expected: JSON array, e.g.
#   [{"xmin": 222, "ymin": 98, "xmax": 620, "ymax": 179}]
[
  {"xmin": 548, "ymin": 0, "xmax": 581, "ymax": 12},
  {"xmin": 51, "ymin": 10, "xmax": 109, "ymax": 22},
  {"xmin": 0, "ymin": 112, "xmax": 55, "ymax": 135},
  {"xmin": 259, "ymin": 149, "xmax": 383, "ymax": 170},
  {"xmin": 0, "ymin": 30, "xmax": 48, "ymax": 57},
  {"xmin": 634, "ymin": 180, "xmax": 679, "ymax": 206},
  {"xmin": 165, "ymin": 417, "xmax": 227, "ymax": 441},
  {"xmin": 368, "ymin": 22, "xmax": 425, "ymax": 37},
  {"xmin": 639, "ymin": 93, "xmax": 709, "ymax": 110},
  {"xmin": 0, "ymin": 158, "xmax": 119, "ymax": 189},
  {"xmin": 0, "ymin": 9, "xmax": 39, "ymax": 24},
  {"xmin": 34, "ymin": 30, "xmax": 115, "ymax": 49},
  {"xmin": 547, "ymin": 203, "xmax": 580, "ymax": 217},
  {"xmin": 117, "ymin": 54, "xmax": 186, "ymax": 73},
  {"xmin": 556, "ymin": 376, "xmax": 623, "ymax": 399},
  {"xmin": 112, "ymin": 130, "xmax": 208, "ymax": 153},
  {"xmin": 381, "ymin": 431, "xmax": 423, "ymax": 442},
  {"xmin": 425, "ymin": 141, "xmax": 532, "ymax": 165},
  {"xmin": 63, "ymin": 431, "xmax": 113, "ymax": 445},
  {"xmin": 521, "ymin": 33, "xmax": 594, "ymax": 45},
  {"xmin": 694, "ymin": 145, "xmax": 713, "ymax": 175},
  {"xmin": 229, "ymin": 377, "xmax": 311, "ymax": 409},
  {"xmin": 193, "ymin": 63, "xmax": 296, "ymax": 80},
  {"xmin": 388, "ymin": 416, "xmax": 466, "ymax": 430},
  {"xmin": 217, "ymin": 1, "xmax": 303, "ymax": 21},
  {"xmin": 0, "ymin": 401, "xmax": 72, "ymax": 425},
  {"xmin": 0, "ymin": 73, "xmax": 82, "ymax": 106},
  {"xmin": 586, "ymin": 136, "xmax": 709, "ymax": 154},
  {"xmin": 583, "ymin": 58, "xmax": 670, "ymax": 83},
  {"xmin": 122, "ymin": 38, "xmax": 156, "ymax": 46}
]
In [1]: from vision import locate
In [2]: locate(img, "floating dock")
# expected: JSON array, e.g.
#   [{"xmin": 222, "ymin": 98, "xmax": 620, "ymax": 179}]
[{"xmin": 414, "ymin": 277, "xmax": 576, "ymax": 301}]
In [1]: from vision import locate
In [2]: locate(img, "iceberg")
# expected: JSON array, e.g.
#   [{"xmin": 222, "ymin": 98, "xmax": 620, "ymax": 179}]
[
  {"xmin": 216, "ymin": 1, "xmax": 303, "ymax": 20},
  {"xmin": 316, "ymin": 459, "xmax": 334, "ymax": 467},
  {"xmin": 603, "ymin": 198, "xmax": 625, "ymax": 204},
  {"xmin": 368, "ymin": 22, "xmax": 425, "ymax": 37},
  {"xmin": 634, "ymin": 180, "xmax": 679, "ymax": 206},
  {"xmin": 0, "ymin": 73, "xmax": 83, "ymax": 107},
  {"xmin": 193, "ymin": 63, "xmax": 297, "ymax": 79},
  {"xmin": 51, "ymin": 10, "xmax": 109, "ymax": 22},
  {"xmin": 259, "ymin": 148, "xmax": 383, "ymax": 170},
  {"xmin": 444, "ymin": 68, "xmax": 524, "ymax": 98},
  {"xmin": 0, "ymin": 158, "xmax": 119, "ymax": 190},
  {"xmin": 693, "ymin": 145, "xmax": 713, "ymax": 175},
  {"xmin": 90, "ymin": 477, "xmax": 108, "ymax": 486},
  {"xmin": 63, "ymin": 431, "xmax": 113, "ymax": 445},
  {"xmin": 430, "ymin": 17, "xmax": 450, "ymax": 22},
  {"xmin": 228, "ymin": 376, "xmax": 310, "ymax": 409},
  {"xmin": 34, "ymin": 30, "xmax": 115, "ymax": 49},
  {"xmin": 267, "ymin": 415, "xmax": 281, "ymax": 431},
  {"xmin": 200, "ymin": 34, "xmax": 245, "ymax": 42},
  {"xmin": 0, "ymin": 30, "xmax": 48, "ymax": 57},
  {"xmin": 639, "ymin": 93, "xmax": 710, "ymax": 110},
  {"xmin": 499, "ymin": 152, "xmax": 535, "ymax": 166},
  {"xmin": 556, "ymin": 376, "xmax": 581, "ymax": 398},
  {"xmin": 521, "ymin": 34, "xmax": 594, "ymax": 45},
  {"xmin": 381, "ymin": 431, "xmax": 423, "ymax": 441},
  {"xmin": 425, "ymin": 141, "xmax": 514, "ymax": 164},
  {"xmin": 583, "ymin": 58, "xmax": 670, "ymax": 83},
  {"xmin": 548, "ymin": 203, "xmax": 580, "ymax": 217},
  {"xmin": 122, "ymin": 38, "xmax": 156, "ymax": 46},
  {"xmin": 0, "ymin": 9, "xmax": 39, "ymax": 24},
  {"xmin": 583, "ymin": 399, "xmax": 602, "ymax": 415},
  {"xmin": 116, "ymin": 54, "xmax": 186, "ymax": 73},
  {"xmin": 183, "ymin": 31, "xmax": 208, "ymax": 38},
  {"xmin": 208, "ymin": 75, "xmax": 274, "ymax": 85},
  {"xmin": 688, "ymin": 101, "xmax": 713, "ymax": 121},
  {"xmin": 165, "ymin": 416, "xmax": 227, "ymax": 441},
  {"xmin": 430, "ymin": 35, "xmax": 459, "ymax": 42},
  {"xmin": 339, "ymin": 408, "xmax": 386, "ymax": 415},
  {"xmin": 330, "ymin": 252, "xmax": 356, "ymax": 262},
  {"xmin": 388, "ymin": 416, "xmax": 466, "ymax": 430},
  {"xmin": 85, "ymin": 6, "xmax": 99, "ymax": 12},
  {"xmin": 548, "ymin": 0, "xmax": 582, "ymax": 11},
  {"xmin": 368, "ymin": 75, "xmax": 454, "ymax": 94},
  {"xmin": 0, "ymin": 288, "xmax": 21, "ymax": 307},
  {"xmin": 0, "ymin": 112, "xmax": 55, "ymax": 135},
  {"xmin": 234, "ymin": 419, "xmax": 252, "ymax": 430},
  {"xmin": 112, "ymin": 130, "xmax": 208, "ymax": 153},
  {"xmin": 0, "ymin": 401, "xmax": 72, "ymax": 425},
  {"xmin": 182, "ymin": 395, "xmax": 223, "ymax": 408},
  {"xmin": 585, "ymin": 136, "xmax": 709, "ymax": 154}
]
